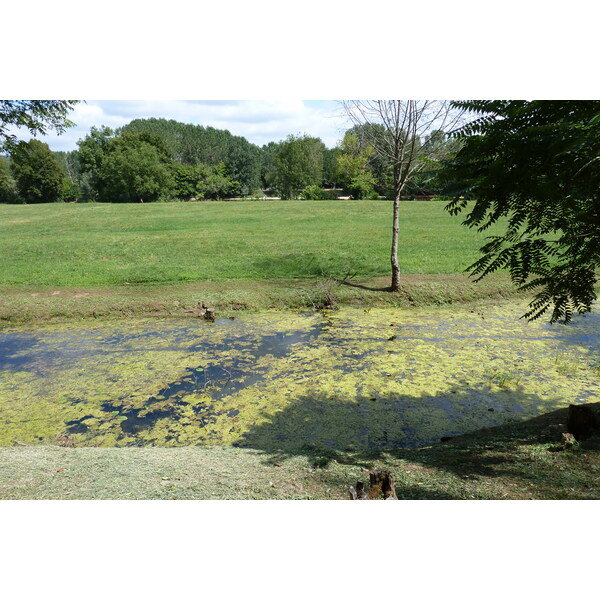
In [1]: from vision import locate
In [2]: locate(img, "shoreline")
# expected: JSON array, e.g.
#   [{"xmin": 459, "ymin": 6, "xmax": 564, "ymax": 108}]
[
  {"xmin": 2, "ymin": 403, "xmax": 598, "ymax": 500},
  {"xmin": 0, "ymin": 272, "xmax": 522, "ymax": 325}
]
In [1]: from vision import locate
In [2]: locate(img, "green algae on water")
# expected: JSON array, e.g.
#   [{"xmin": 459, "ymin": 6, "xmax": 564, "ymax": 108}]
[{"xmin": 1, "ymin": 302, "xmax": 600, "ymax": 452}]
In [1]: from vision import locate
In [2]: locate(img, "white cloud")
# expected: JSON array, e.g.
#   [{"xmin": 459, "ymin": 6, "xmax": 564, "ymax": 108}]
[{"xmin": 4, "ymin": 100, "xmax": 349, "ymax": 152}]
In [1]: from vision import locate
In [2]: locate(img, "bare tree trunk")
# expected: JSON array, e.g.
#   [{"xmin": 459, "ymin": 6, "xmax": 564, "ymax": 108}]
[
  {"xmin": 341, "ymin": 100, "xmax": 463, "ymax": 293},
  {"xmin": 390, "ymin": 189, "xmax": 401, "ymax": 291}
]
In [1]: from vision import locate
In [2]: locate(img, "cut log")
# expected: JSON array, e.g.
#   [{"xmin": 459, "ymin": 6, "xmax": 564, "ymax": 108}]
[{"xmin": 368, "ymin": 470, "xmax": 398, "ymax": 500}]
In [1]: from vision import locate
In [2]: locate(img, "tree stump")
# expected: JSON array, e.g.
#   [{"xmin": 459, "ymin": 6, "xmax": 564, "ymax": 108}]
[
  {"xmin": 192, "ymin": 301, "xmax": 215, "ymax": 321},
  {"xmin": 567, "ymin": 404, "xmax": 599, "ymax": 441},
  {"xmin": 349, "ymin": 470, "xmax": 398, "ymax": 500},
  {"xmin": 349, "ymin": 481, "xmax": 366, "ymax": 500},
  {"xmin": 561, "ymin": 432, "xmax": 578, "ymax": 450}
]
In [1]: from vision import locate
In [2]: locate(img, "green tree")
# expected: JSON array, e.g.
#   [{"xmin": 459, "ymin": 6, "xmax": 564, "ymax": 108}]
[
  {"xmin": 10, "ymin": 139, "xmax": 66, "ymax": 203},
  {"xmin": 54, "ymin": 150, "xmax": 83, "ymax": 202},
  {"xmin": 199, "ymin": 163, "xmax": 238, "ymax": 199},
  {"xmin": 336, "ymin": 132, "xmax": 377, "ymax": 199},
  {"xmin": 0, "ymin": 156, "xmax": 17, "ymax": 203},
  {"xmin": 97, "ymin": 133, "xmax": 175, "ymax": 202},
  {"xmin": 441, "ymin": 100, "xmax": 600, "ymax": 323},
  {"xmin": 344, "ymin": 123, "xmax": 393, "ymax": 195},
  {"xmin": 77, "ymin": 130, "xmax": 176, "ymax": 203},
  {"xmin": 322, "ymin": 147, "xmax": 342, "ymax": 188},
  {"xmin": 260, "ymin": 141, "xmax": 281, "ymax": 190},
  {"xmin": 272, "ymin": 134, "xmax": 325, "ymax": 199},
  {"xmin": 300, "ymin": 184, "xmax": 328, "ymax": 200},
  {"xmin": 172, "ymin": 163, "xmax": 202, "ymax": 199},
  {"xmin": 122, "ymin": 118, "xmax": 262, "ymax": 195},
  {"xmin": 121, "ymin": 118, "xmax": 187, "ymax": 160},
  {"xmin": 172, "ymin": 162, "xmax": 237, "ymax": 200},
  {"xmin": 76, "ymin": 126, "xmax": 115, "ymax": 200},
  {"xmin": 0, "ymin": 100, "xmax": 79, "ymax": 151},
  {"xmin": 227, "ymin": 136, "xmax": 262, "ymax": 195}
]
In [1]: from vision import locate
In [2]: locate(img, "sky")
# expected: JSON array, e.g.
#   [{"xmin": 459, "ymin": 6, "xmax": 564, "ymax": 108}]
[{"xmin": 9, "ymin": 100, "xmax": 350, "ymax": 153}]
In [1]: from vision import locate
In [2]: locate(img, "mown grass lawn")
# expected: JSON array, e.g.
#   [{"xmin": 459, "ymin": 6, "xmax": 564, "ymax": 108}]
[{"xmin": 0, "ymin": 200, "xmax": 499, "ymax": 286}]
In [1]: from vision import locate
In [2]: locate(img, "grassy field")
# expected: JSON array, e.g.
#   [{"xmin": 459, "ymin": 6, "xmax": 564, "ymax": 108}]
[
  {"xmin": 2, "ymin": 403, "xmax": 599, "ymax": 499},
  {"xmin": 0, "ymin": 200, "xmax": 521, "ymax": 322},
  {"xmin": 0, "ymin": 200, "xmax": 496, "ymax": 286}
]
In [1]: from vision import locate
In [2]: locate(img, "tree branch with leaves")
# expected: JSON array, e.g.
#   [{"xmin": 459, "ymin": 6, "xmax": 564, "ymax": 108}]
[
  {"xmin": 0, "ymin": 100, "xmax": 80, "ymax": 151},
  {"xmin": 440, "ymin": 100, "xmax": 600, "ymax": 323}
]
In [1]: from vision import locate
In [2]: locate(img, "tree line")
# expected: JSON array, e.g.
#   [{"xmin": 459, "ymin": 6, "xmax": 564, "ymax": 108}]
[{"xmin": 0, "ymin": 116, "xmax": 459, "ymax": 205}]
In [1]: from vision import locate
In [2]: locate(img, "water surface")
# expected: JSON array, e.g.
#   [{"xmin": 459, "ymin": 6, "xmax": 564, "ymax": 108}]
[{"xmin": 1, "ymin": 302, "xmax": 599, "ymax": 451}]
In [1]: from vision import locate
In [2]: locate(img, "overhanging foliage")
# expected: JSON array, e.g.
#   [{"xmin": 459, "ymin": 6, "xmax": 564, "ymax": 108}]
[{"xmin": 442, "ymin": 100, "xmax": 600, "ymax": 322}]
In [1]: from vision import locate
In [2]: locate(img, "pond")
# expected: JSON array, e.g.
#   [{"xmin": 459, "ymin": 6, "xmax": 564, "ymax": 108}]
[{"xmin": 1, "ymin": 301, "xmax": 600, "ymax": 452}]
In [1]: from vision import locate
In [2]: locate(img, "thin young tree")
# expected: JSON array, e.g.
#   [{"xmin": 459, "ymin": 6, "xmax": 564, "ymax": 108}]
[{"xmin": 342, "ymin": 101, "xmax": 462, "ymax": 291}]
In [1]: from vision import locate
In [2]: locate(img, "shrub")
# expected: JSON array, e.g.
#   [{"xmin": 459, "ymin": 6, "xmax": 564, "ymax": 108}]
[
  {"xmin": 300, "ymin": 185, "xmax": 328, "ymax": 200},
  {"xmin": 347, "ymin": 176, "xmax": 378, "ymax": 200}
]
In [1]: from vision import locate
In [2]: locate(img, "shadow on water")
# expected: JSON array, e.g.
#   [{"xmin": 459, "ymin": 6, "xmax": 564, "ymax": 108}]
[
  {"xmin": 0, "ymin": 334, "xmax": 43, "ymax": 371},
  {"xmin": 540, "ymin": 311, "xmax": 600, "ymax": 351},
  {"xmin": 233, "ymin": 384, "xmax": 565, "ymax": 459}
]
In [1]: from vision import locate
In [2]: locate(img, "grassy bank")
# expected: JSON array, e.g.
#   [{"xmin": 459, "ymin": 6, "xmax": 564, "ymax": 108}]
[
  {"xmin": 2, "ymin": 403, "xmax": 598, "ymax": 500},
  {"xmin": 0, "ymin": 273, "xmax": 522, "ymax": 324}
]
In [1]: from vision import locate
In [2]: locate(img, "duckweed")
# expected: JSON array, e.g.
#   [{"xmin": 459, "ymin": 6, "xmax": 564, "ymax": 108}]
[{"xmin": 1, "ymin": 301, "xmax": 599, "ymax": 451}]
